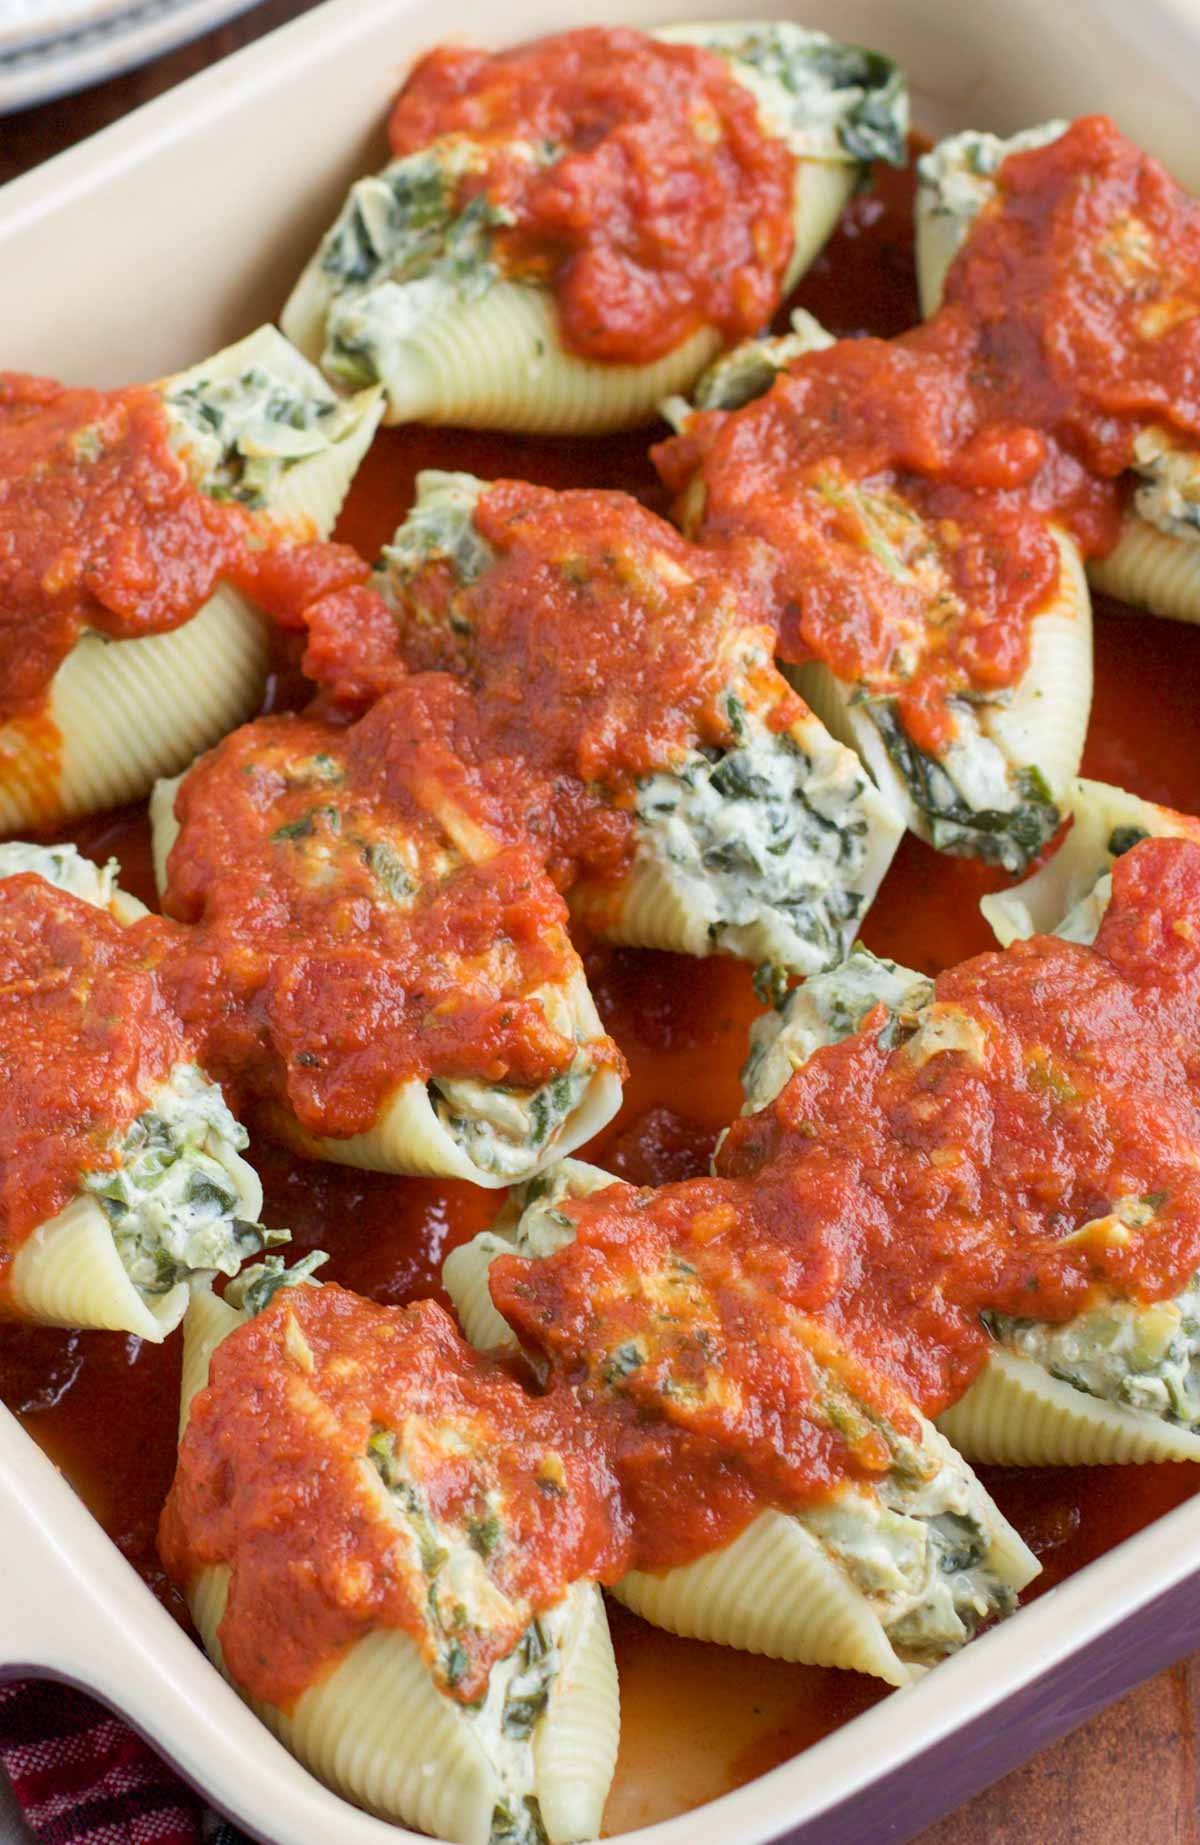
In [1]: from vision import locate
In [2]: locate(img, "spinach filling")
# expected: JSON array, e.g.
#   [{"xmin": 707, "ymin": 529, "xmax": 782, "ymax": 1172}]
[
  {"xmin": 984, "ymin": 1269, "xmax": 1200, "ymax": 1429},
  {"xmin": 165, "ymin": 365, "xmax": 344, "ymax": 508},
  {"xmin": 635, "ymin": 689, "xmax": 874, "ymax": 973},
  {"xmin": 742, "ymin": 943, "xmax": 930, "ymax": 1112},
  {"xmin": 225, "ymin": 1249, "xmax": 327, "ymax": 1317},
  {"xmin": 82, "ymin": 1064, "xmax": 281, "ymax": 1298},
  {"xmin": 380, "ymin": 469, "xmax": 493, "ymax": 590},
  {"xmin": 672, "ymin": 22, "xmax": 908, "ymax": 167},
  {"xmin": 802, "ymin": 1427, "xmax": 1016, "ymax": 1660},
  {"xmin": 489, "ymin": 1795, "xmax": 549, "ymax": 1845},
  {"xmin": 676, "ymin": 309, "xmax": 832, "ymax": 417},
  {"xmin": 866, "ymin": 697, "xmax": 1059, "ymax": 872},
  {"xmin": 316, "ymin": 142, "xmax": 516, "ymax": 390},
  {"xmin": 430, "ymin": 1060, "xmax": 592, "ymax": 1180},
  {"xmin": 367, "ymin": 1426, "xmax": 561, "ymax": 1845}
]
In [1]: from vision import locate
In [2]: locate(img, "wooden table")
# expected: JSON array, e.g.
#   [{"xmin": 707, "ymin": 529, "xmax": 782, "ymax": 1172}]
[{"xmin": 2, "ymin": 6, "xmax": 1199, "ymax": 1841}]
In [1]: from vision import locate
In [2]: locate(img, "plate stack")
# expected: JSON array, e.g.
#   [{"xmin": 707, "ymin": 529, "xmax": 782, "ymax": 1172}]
[{"xmin": 0, "ymin": 0, "xmax": 258, "ymax": 114}]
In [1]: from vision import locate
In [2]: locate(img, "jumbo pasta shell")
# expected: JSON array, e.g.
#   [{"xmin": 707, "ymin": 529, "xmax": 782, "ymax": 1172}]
[
  {"xmin": 7, "ymin": 1195, "xmax": 190, "ymax": 1342},
  {"xmin": 283, "ymin": 126, "xmax": 855, "ymax": 435},
  {"xmin": 787, "ymin": 528, "xmax": 1091, "ymax": 867},
  {"xmin": 938, "ymin": 1346, "xmax": 1200, "ymax": 1465},
  {"xmin": 980, "ymin": 776, "xmax": 1200, "ymax": 945},
  {"xmin": 1088, "ymin": 514, "xmax": 1200, "ymax": 625},
  {"xmin": 151, "ymin": 779, "xmax": 622, "ymax": 1187},
  {"xmin": 272, "ymin": 974, "xmax": 620, "ymax": 1187},
  {"xmin": 0, "ymin": 328, "xmax": 380, "ymax": 832},
  {"xmin": 612, "ymin": 1509, "xmax": 915, "ymax": 1685},
  {"xmin": 177, "ymin": 1294, "xmax": 620, "ymax": 1845}
]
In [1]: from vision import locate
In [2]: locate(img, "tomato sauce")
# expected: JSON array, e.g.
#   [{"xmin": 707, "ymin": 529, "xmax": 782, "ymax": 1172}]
[
  {"xmin": 160, "ymin": 1286, "xmax": 623, "ymax": 1710},
  {"xmin": 160, "ymin": 689, "xmax": 618, "ymax": 1141},
  {"xmin": 161, "ymin": 829, "xmax": 1200, "ymax": 1701},
  {"xmin": 0, "ymin": 880, "xmax": 185, "ymax": 1282},
  {"xmin": 307, "ymin": 480, "xmax": 795, "ymax": 891},
  {"xmin": 387, "ymin": 27, "xmax": 796, "ymax": 365},
  {"xmin": 655, "ymin": 115, "xmax": 1200, "ymax": 759},
  {"xmin": 3, "ymin": 144, "xmax": 1200, "ymax": 1819},
  {"xmin": 0, "ymin": 372, "xmax": 364, "ymax": 731},
  {"xmin": 944, "ymin": 116, "xmax": 1200, "ymax": 470}
]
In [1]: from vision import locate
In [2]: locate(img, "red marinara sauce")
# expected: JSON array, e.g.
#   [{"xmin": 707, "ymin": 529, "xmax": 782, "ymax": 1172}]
[
  {"xmin": 159, "ymin": 1285, "xmax": 622, "ymax": 1711},
  {"xmin": 0, "ymin": 877, "xmax": 184, "ymax": 1291},
  {"xmin": 943, "ymin": 115, "xmax": 1200, "ymax": 470},
  {"xmin": 8, "ymin": 145, "xmax": 1200, "ymax": 1808},
  {"xmin": 653, "ymin": 325, "xmax": 1098, "ymax": 756},
  {"xmin": 160, "ymin": 685, "xmax": 622, "ymax": 1142},
  {"xmin": 655, "ymin": 115, "xmax": 1200, "ymax": 756},
  {"xmin": 306, "ymin": 481, "xmax": 796, "ymax": 891},
  {"xmin": 0, "ymin": 372, "xmax": 365, "ymax": 727},
  {"xmin": 492, "ymin": 839, "xmax": 1200, "ymax": 1555},
  {"xmin": 386, "ymin": 27, "xmax": 796, "ymax": 364}
]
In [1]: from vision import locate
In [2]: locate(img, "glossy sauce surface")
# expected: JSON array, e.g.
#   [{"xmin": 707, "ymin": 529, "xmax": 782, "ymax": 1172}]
[
  {"xmin": 0, "ymin": 373, "xmax": 363, "ymax": 729},
  {"xmin": 307, "ymin": 478, "xmax": 800, "ymax": 894},
  {"xmin": 161, "ymin": 693, "xmax": 605, "ymax": 1139},
  {"xmin": 388, "ymin": 27, "xmax": 794, "ymax": 363},
  {"xmin": 3, "ymin": 148, "xmax": 1200, "ymax": 1826},
  {"xmin": 655, "ymin": 116, "xmax": 1199, "ymax": 756}
]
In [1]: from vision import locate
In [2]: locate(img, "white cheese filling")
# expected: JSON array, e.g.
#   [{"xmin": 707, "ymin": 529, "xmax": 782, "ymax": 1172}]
[
  {"xmin": 431, "ymin": 1057, "xmax": 595, "ymax": 1181},
  {"xmin": 83, "ymin": 1064, "xmax": 279, "ymax": 1299},
  {"xmin": 655, "ymin": 21, "xmax": 908, "ymax": 165},
  {"xmin": 635, "ymin": 688, "xmax": 877, "ymax": 974},
  {"xmin": 311, "ymin": 137, "xmax": 519, "ymax": 392},
  {"xmin": 367, "ymin": 1425, "xmax": 572, "ymax": 1845},
  {"xmin": 862, "ymin": 697, "xmax": 1059, "ymax": 873},
  {"xmin": 382, "ymin": 468, "xmax": 493, "ymax": 588},
  {"xmin": 0, "ymin": 840, "xmax": 123, "ymax": 908},
  {"xmin": 915, "ymin": 122, "xmax": 1069, "ymax": 246},
  {"xmin": 163, "ymin": 360, "xmax": 362, "ymax": 509},
  {"xmin": 986, "ymin": 1273, "xmax": 1200, "ymax": 1428},
  {"xmin": 804, "ymin": 1434, "xmax": 1018, "ymax": 1661},
  {"xmin": 741, "ymin": 943, "xmax": 931, "ymax": 1113},
  {"xmin": 1128, "ymin": 427, "xmax": 1200, "ymax": 542}
]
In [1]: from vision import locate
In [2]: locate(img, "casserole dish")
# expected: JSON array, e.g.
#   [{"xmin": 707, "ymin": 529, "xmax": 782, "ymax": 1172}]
[{"xmin": 3, "ymin": 1, "xmax": 1200, "ymax": 1841}]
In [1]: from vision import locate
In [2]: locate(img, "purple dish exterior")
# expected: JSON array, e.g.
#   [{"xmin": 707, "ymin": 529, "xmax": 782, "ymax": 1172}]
[{"xmin": 786, "ymin": 1572, "xmax": 1200, "ymax": 1844}]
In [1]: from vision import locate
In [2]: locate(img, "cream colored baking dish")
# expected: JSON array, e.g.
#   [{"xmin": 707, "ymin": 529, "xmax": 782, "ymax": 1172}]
[{"xmin": 3, "ymin": 2, "xmax": 1200, "ymax": 1841}]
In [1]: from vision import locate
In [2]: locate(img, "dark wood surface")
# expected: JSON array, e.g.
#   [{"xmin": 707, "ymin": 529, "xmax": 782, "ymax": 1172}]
[{"xmin": 2, "ymin": 6, "xmax": 1198, "ymax": 1840}]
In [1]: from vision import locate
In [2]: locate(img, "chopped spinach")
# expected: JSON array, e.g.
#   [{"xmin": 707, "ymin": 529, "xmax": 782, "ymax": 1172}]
[
  {"xmin": 226, "ymin": 1249, "xmax": 328, "ymax": 1317},
  {"xmin": 867, "ymin": 697, "xmax": 1058, "ymax": 873}
]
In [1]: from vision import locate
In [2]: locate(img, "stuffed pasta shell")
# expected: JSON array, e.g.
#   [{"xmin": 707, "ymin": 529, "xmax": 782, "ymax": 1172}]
[
  {"xmin": 162, "ymin": 1276, "xmax": 620, "ymax": 1845},
  {"xmin": 281, "ymin": 23, "xmax": 907, "ymax": 434},
  {"xmin": 444, "ymin": 1163, "xmax": 1036, "ymax": 1685},
  {"xmin": 980, "ymin": 775, "xmax": 1200, "ymax": 948},
  {"xmin": 151, "ymin": 680, "xmax": 623, "ymax": 1185},
  {"xmin": 737, "ymin": 838, "xmax": 1200, "ymax": 1467},
  {"xmin": 655, "ymin": 312, "xmax": 1093, "ymax": 873},
  {"xmin": 916, "ymin": 119, "xmax": 1200, "ymax": 626},
  {"xmin": 304, "ymin": 472, "xmax": 901, "ymax": 976},
  {"xmin": 0, "ymin": 325, "xmax": 380, "ymax": 832},
  {"xmin": 0, "ymin": 845, "xmax": 275, "ymax": 1340}
]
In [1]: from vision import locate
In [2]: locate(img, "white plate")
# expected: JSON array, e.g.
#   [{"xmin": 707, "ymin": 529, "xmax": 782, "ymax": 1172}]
[{"xmin": 0, "ymin": 0, "xmax": 259, "ymax": 114}]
